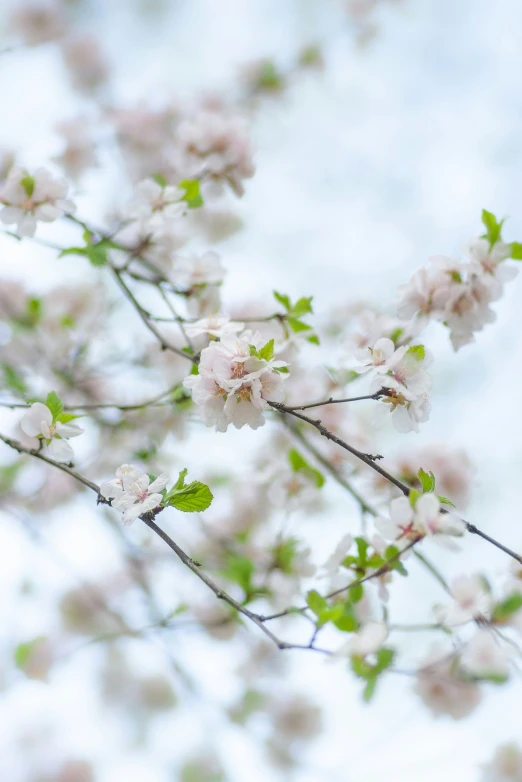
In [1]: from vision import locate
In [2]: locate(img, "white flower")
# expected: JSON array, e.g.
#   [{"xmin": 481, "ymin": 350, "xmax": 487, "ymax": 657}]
[
  {"xmin": 185, "ymin": 315, "xmax": 244, "ymax": 341},
  {"xmin": 0, "ymin": 167, "xmax": 75, "ymax": 236},
  {"xmin": 20, "ymin": 402, "xmax": 83, "ymax": 462},
  {"xmin": 337, "ymin": 621, "xmax": 388, "ymax": 658},
  {"xmin": 414, "ymin": 644, "xmax": 481, "ymax": 719},
  {"xmin": 127, "ymin": 177, "xmax": 186, "ymax": 225},
  {"xmin": 172, "ymin": 251, "xmax": 225, "ymax": 291},
  {"xmin": 461, "ymin": 630, "xmax": 511, "ymax": 680},
  {"xmin": 321, "ymin": 533, "xmax": 353, "ymax": 576},
  {"xmin": 354, "ymin": 337, "xmax": 403, "ymax": 374},
  {"xmin": 375, "ymin": 494, "xmax": 465, "ymax": 546},
  {"xmin": 100, "ymin": 465, "xmax": 169, "ymax": 525},
  {"xmin": 434, "ymin": 574, "xmax": 492, "ymax": 626}
]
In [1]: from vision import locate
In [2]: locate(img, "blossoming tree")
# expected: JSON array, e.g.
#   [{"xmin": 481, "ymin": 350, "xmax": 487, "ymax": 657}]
[{"xmin": 1, "ymin": 1, "xmax": 522, "ymax": 780}]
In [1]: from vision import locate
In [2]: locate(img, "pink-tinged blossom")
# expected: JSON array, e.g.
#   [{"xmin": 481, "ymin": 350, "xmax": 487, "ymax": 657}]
[
  {"xmin": 100, "ymin": 465, "xmax": 169, "ymax": 525},
  {"xmin": 355, "ymin": 337, "xmax": 403, "ymax": 374},
  {"xmin": 20, "ymin": 402, "xmax": 83, "ymax": 462},
  {"xmin": 126, "ymin": 177, "xmax": 186, "ymax": 225},
  {"xmin": 337, "ymin": 621, "xmax": 388, "ymax": 658},
  {"xmin": 375, "ymin": 494, "xmax": 465, "ymax": 547},
  {"xmin": 184, "ymin": 315, "xmax": 244, "ymax": 341},
  {"xmin": 172, "ymin": 251, "xmax": 225, "ymax": 291},
  {"xmin": 176, "ymin": 110, "xmax": 255, "ymax": 196},
  {"xmin": 461, "ymin": 630, "xmax": 511, "ymax": 680},
  {"xmin": 481, "ymin": 743, "xmax": 522, "ymax": 782},
  {"xmin": 370, "ymin": 345, "xmax": 432, "ymax": 433},
  {"xmin": 10, "ymin": 2, "xmax": 66, "ymax": 45},
  {"xmin": 414, "ymin": 644, "xmax": 482, "ymax": 719},
  {"xmin": 184, "ymin": 331, "xmax": 288, "ymax": 431},
  {"xmin": 0, "ymin": 167, "xmax": 75, "ymax": 236},
  {"xmin": 434, "ymin": 574, "xmax": 492, "ymax": 626},
  {"xmin": 398, "ymin": 242, "xmax": 518, "ymax": 351},
  {"xmin": 61, "ymin": 34, "xmax": 110, "ymax": 94}
]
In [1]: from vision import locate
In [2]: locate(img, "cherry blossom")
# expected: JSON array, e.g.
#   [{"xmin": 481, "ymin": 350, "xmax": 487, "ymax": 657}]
[
  {"xmin": 184, "ymin": 331, "xmax": 288, "ymax": 431},
  {"xmin": 321, "ymin": 533, "xmax": 353, "ymax": 577},
  {"xmin": 126, "ymin": 177, "xmax": 186, "ymax": 226},
  {"xmin": 481, "ymin": 744, "xmax": 522, "ymax": 782},
  {"xmin": 20, "ymin": 402, "xmax": 83, "ymax": 462},
  {"xmin": 434, "ymin": 574, "xmax": 492, "ymax": 626},
  {"xmin": 0, "ymin": 167, "xmax": 75, "ymax": 236},
  {"xmin": 176, "ymin": 110, "xmax": 255, "ymax": 196},
  {"xmin": 414, "ymin": 644, "xmax": 482, "ymax": 719},
  {"xmin": 375, "ymin": 494, "xmax": 465, "ymax": 546},
  {"xmin": 460, "ymin": 630, "xmax": 511, "ymax": 680},
  {"xmin": 337, "ymin": 621, "xmax": 388, "ymax": 658},
  {"xmin": 354, "ymin": 337, "xmax": 403, "ymax": 374},
  {"xmin": 184, "ymin": 315, "xmax": 244, "ymax": 341},
  {"xmin": 100, "ymin": 465, "xmax": 169, "ymax": 525}
]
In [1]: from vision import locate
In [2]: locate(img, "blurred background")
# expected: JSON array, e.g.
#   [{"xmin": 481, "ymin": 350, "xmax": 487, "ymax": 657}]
[{"xmin": 1, "ymin": 0, "xmax": 522, "ymax": 780}]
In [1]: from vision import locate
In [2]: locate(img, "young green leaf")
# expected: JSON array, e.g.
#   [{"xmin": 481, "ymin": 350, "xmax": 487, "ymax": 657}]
[
  {"xmin": 45, "ymin": 391, "xmax": 63, "ymax": 421},
  {"xmin": 481, "ymin": 209, "xmax": 504, "ymax": 248},
  {"xmin": 418, "ymin": 468, "xmax": 436, "ymax": 493},
  {"xmin": 166, "ymin": 481, "xmax": 213, "ymax": 513}
]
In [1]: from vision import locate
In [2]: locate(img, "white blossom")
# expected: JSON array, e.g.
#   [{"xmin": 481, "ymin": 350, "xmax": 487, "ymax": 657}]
[
  {"xmin": 481, "ymin": 744, "xmax": 522, "ymax": 782},
  {"xmin": 0, "ymin": 167, "xmax": 75, "ymax": 236},
  {"xmin": 100, "ymin": 465, "xmax": 169, "ymax": 525},
  {"xmin": 183, "ymin": 331, "xmax": 288, "ymax": 431},
  {"xmin": 434, "ymin": 574, "xmax": 492, "ymax": 626},
  {"xmin": 184, "ymin": 315, "xmax": 244, "ymax": 341},
  {"xmin": 414, "ymin": 644, "xmax": 481, "ymax": 719},
  {"xmin": 20, "ymin": 402, "xmax": 83, "ymax": 462},
  {"xmin": 375, "ymin": 494, "xmax": 465, "ymax": 547},
  {"xmin": 337, "ymin": 621, "xmax": 388, "ymax": 658},
  {"xmin": 461, "ymin": 630, "xmax": 511, "ymax": 680}
]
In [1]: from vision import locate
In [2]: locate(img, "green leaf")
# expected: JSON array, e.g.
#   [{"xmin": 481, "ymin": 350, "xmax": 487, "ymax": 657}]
[
  {"xmin": 45, "ymin": 391, "xmax": 63, "ymax": 421},
  {"xmin": 363, "ymin": 677, "xmax": 378, "ymax": 702},
  {"xmin": 287, "ymin": 317, "xmax": 312, "ymax": 333},
  {"xmin": 20, "ymin": 174, "xmax": 35, "ymax": 198},
  {"xmin": 481, "ymin": 209, "xmax": 504, "ymax": 248},
  {"xmin": 221, "ymin": 553, "xmax": 255, "ymax": 594},
  {"xmin": 258, "ymin": 339, "xmax": 274, "ymax": 361},
  {"xmin": 56, "ymin": 412, "xmax": 81, "ymax": 424},
  {"xmin": 418, "ymin": 468, "xmax": 436, "ymax": 493},
  {"xmin": 349, "ymin": 583, "xmax": 364, "ymax": 603},
  {"xmin": 273, "ymin": 365, "xmax": 289, "ymax": 373},
  {"xmin": 509, "ymin": 242, "xmax": 522, "ymax": 260},
  {"xmin": 355, "ymin": 537, "xmax": 370, "ymax": 564},
  {"xmin": 2, "ymin": 363, "xmax": 27, "ymax": 394},
  {"xmin": 172, "ymin": 468, "xmax": 188, "ymax": 491},
  {"xmin": 287, "ymin": 448, "xmax": 325, "ymax": 488},
  {"xmin": 492, "ymin": 593, "xmax": 522, "ymax": 622},
  {"xmin": 167, "ymin": 481, "xmax": 213, "ymax": 513},
  {"xmin": 306, "ymin": 589, "xmax": 327, "ymax": 616},
  {"xmin": 437, "ymin": 495, "xmax": 456, "ymax": 507},
  {"xmin": 152, "ymin": 172, "xmax": 168, "ymax": 187},
  {"xmin": 179, "ymin": 179, "xmax": 203, "ymax": 209},
  {"xmin": 408, "ymin": 488, "xmax": 421, "ymax": 507},
  {"xmin": 14, "ymin": 636, "xmax": 44, "ymax": 668},
  {"xmin": 273, "ymin": 290, "xmax": 291, "ymax": 311},
  {"xmin": 406, "ymin": 344, "xmax": 425, "ymax": 362},
  {"xmin": 292, "ymin": 297, "xmax": 314, "ymax": 318},
  {"xmin": 375, "ymin": 647, "xmax": 395, "ymax": 672},
  {"xmin": 306, "ymin": 333, "xmax": 320, "ymax": 346}
]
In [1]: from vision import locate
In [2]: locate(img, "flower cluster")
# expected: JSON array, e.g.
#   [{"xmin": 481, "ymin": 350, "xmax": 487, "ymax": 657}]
[
  {"xmin": 184, "ymin": 331, "xmax": 288, "ymax": 431},
  {"xmin": 0, "ymin": 166, "xmax": 75, "ymax": 236},
  {"xmin": 355, "ymin": 337, "xmax": 432, "ymax": 432},
  {"xmin": 398, "ymin": 229, "xmax": 519, "ymax": 350},
  {"xmin": 100, "ymin": 464, "xmax": 169, "ymax": 525},
  {"xmin": 375, "ymin": 493, "xmax": 465, "ymax": 548}
]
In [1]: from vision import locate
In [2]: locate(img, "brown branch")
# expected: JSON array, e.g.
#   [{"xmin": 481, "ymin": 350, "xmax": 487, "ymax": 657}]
[{"xmin": 269, "ymin": 402, "xmax": 522, "ymax": 566}]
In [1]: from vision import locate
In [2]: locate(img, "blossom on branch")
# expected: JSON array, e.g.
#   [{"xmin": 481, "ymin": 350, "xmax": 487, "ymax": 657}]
[
  {"xmin": 184, "ymin": 331, "xmax": 288, "ymax": 431},
  {"xmin": 0, "ymin": 166, "xmax": 75, "ymax": 236},
  {"xmin": 100, "ymin": 465, "xmax": 169, "ymax": 525},
  {"xmin": 20, "ymin": 401, "xmax": 83, "ymax": 462},
  {"xmin": 375, "ymin": 494, "xmax": 465, "ymax": 547}
]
